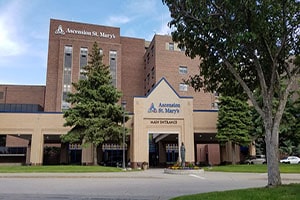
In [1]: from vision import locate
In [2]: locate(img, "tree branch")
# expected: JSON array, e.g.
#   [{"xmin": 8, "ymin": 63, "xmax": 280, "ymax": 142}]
[{"xmin": 223, "ymin": 59, "xmax": 263, "ymax": 117}]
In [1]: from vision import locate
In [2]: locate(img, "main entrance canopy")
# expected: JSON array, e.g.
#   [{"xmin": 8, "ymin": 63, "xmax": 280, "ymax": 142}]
[{"xmin": 131, "ymin": 78, "xmax": 195, "ymax": 168}]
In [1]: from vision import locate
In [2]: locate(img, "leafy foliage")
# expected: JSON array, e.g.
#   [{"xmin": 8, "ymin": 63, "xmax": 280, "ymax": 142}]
[
  {"xmin": 279, "ymin": 96, "xmax": 300, "ymax": 155},
  {"xmin": 163, "ymin": 0, "xmax": 300, "ymax": 186},
  {"xmin": 163, "ymin": 0, "xmax": 299, "ymax": 96},
  {"xmin": 216, "ymin": 96, "xmax": 252, "ymax": 146},
  {"xmin": 62, "ymin": 42, "xmax": 126, "ymax": 147},
  {"xmin": 251, "ymin": 93, "xmax": 300, "ymax": 156}
]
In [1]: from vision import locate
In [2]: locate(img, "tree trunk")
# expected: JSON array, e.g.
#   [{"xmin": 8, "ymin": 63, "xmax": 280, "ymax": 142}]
[
  {"xmin": 232, "ymin": 142, "xmax": 236, "ymax": 165},
  {"xmin": 93, "ymin": 144, "xmax": 98, "ymax": 166},
  {"xmin": 264, "ymin": 118, "xmax": 281, "ymax": 186}
]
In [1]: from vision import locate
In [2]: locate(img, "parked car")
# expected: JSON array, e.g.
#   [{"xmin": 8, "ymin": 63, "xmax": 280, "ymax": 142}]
[
  {"xmin": 244, "ymin": 155, "xmax": 267, "ymax": 164},
  {"xmin": 280, "ymin": 156, "xmax": 300, "ymax": 164}
]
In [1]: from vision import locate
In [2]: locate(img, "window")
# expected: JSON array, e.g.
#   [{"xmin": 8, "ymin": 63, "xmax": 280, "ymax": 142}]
[
  {"xmin": 151, "ymin": 67, "xmax": 155, "ymax": 79},
  {"xmin": 180, "ymin": 46, "xmax": 186, "ymax": 52},
  {"xmin": 151, "ymin": 45, "xmax": 154, "ymax": 56},
  {"xmin": 169, "ymin": 43, "xmax": 174, "ymax": 51},
  {"xmin": 179, "ymin": 66, "xmax": 188, "ymax": 74},
  {"xmin": 109, "ymin": 50, "xmax": 117, "ymax": 87},
  {"xmin": 62, "ymin": 45, "xmax": 73, "ymax": 110},
  {"xmin": 80, "ymin": 47, "xmax": 88, "ymax": 80},
  {"xmin": 99, "ymin": 48, "xmax": 103, "ymax": 56},
  {"xmin": 0, "ymin": 92, "xmax": 4, "ymax": 99},
  {"xmin": 0, "ymin": 135, "xmax": 6, "ymax": 146},
  {"xmin": 147, "ymin": 53, "xmax": 150, "ymax": 64},
  {"xmin": 212, "ymin": 102, "xmax": 219, "ymax": 110},
  {"xmin": 147, "ymin": 73, "xmax": 150, "ymax": 85},
  {"xmin": 179, "ymin": 83, "xmax": 188, "ymax": 91}
]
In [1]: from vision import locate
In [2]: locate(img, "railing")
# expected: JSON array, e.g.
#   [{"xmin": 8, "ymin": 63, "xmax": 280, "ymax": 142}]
[{"xmin": 0, "ymin": 147, "xmax": 27, "ymax": 156}]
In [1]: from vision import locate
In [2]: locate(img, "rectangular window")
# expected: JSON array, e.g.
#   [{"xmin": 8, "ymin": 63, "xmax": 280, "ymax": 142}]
[
  {"xmin": 169, "ymin": 43, "xmax": 174, "ymax": 51},
  {"xmin": 80, "ymin": 47, "xmax": 88, "ymax": 80},
  {"xmin": 0, "ymin": 92, "xmax": 4, "ymax": 99},
  {"xmin": 212, "ymin": 102, "xmax": 219, "ymax": 110},
  {"xmin": 151, "ymin": 67, "xmax": 155, "ymax": 79},
  {"xmin": 151, "ymin": 45, "xmax": 154, "ymax": 56},
  {"xmin": 62, "ymin": 45, "xmax": 73, "ymax": 110},
  {"xmin": 147, "ymin": 73, "xmax": 150, "ymax": 85},
  {"xmin": 179, "ymin": 66, "xmax": 188, "ymax": 74},
  {"xmin": 109, "ymin": 50, "xmax": 117, "ymax": 87},
  {"xmin": 179, "ymin": 83, "xmax": 188, "ymax": 91}
]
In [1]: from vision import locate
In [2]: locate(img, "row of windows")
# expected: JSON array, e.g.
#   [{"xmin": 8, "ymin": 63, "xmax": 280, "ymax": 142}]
[
  {"xmin": 144, "ymin": 65, "xmax": 189, "ymax": 95},
  {"xmin": 145, "ymin": 65, "xmax": 188, "ymax": 84},
  {"xmin": 61, "ymin": 46, "xmax": 117, "ymax": 110}
]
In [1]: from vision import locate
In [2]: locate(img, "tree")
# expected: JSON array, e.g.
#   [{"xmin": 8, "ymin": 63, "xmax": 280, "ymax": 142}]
[
  {"xmin": 216, "ymin": 96, "xmax": 252, "ymax": 164},
  {"xmin": 279, "ymin": 96, "xmax": 300, "ymax": 156},
  {"xmin": 62, "ymin": 42, "xmax": 126, "ymax": 165},
  {"xmin": 251, "ymin": 93, "xmax": 300, "ymax": 157},
  {"xmin": 163, "ymin": 0, "xmax": 300, "ymax": 186}
]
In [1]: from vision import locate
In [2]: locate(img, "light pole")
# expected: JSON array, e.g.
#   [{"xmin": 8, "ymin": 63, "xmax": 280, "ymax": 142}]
[{"xmin": 121, "ymin": 100, "xmax": 126, "ymax": 170}]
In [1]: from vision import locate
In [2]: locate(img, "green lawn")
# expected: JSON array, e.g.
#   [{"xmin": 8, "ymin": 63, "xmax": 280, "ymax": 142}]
[
  {"xmin": 171, "ymin": 184, "xmax": 300, "ymax": 200},
  {"xmin": 0, "ymin": 163, "xmax": 299, "ymax": 173},
  {"xmin": 172, "ymin": 164, "xmax": 300, "ymax": 200},
  {"xmin": 0, "ymin": 165, "xmax": 123, "ymax": 173},
  {"xmin": 204, "ymin": 164, "xmax": 300, "ymax": 173}
]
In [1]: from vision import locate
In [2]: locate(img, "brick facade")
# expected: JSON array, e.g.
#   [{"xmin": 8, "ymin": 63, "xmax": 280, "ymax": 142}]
[{"xmin": 0, "ymin": 85, "xmax": 45, "ymax": 109}]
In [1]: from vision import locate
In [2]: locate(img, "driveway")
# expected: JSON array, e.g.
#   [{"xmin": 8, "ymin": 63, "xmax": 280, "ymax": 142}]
[{"xmin": 0, "ymin": 169, "xmax": 299, "ymax": 200}]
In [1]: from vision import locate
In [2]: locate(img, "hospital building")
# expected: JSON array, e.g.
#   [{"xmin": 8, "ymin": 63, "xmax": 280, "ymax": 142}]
[{"xmin": 0, "ymin": 19, "xmax": 248, "ymax": 168}]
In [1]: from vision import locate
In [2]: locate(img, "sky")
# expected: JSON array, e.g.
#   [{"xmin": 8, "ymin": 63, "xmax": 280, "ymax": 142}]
[{"xmin": 0, "ymin": 0, "xmax": 172, "ymax": 85}]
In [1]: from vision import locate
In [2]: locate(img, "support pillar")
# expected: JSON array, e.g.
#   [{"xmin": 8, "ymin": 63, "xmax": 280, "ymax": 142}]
[{"xmin": 30, "ymin": 131, "xmax": 44, "ymax": 165}]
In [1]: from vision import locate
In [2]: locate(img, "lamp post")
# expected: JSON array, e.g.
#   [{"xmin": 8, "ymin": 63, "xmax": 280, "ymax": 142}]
[{"xmin": 121, "ymin": 100, "xmax": 126, "ymax": 170}]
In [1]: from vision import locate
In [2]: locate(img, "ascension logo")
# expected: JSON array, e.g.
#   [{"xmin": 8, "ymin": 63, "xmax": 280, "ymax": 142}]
[
  {"xmin": 148, "ymin": 103, "xmax": 157, "ymax": 113},
  {"xmin": 148, "ymin": 102, "xmax": 180, "ymax": 114},
  {"xmin": 54, "ymin": 24, "xmax": 116, "ymax": 39},
  {"xmin": 55, "ymin": 25, "xmax": 65, "ymax": 35}
]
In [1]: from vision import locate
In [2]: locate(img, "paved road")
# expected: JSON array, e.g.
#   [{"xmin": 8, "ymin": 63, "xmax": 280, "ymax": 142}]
[{"xmin": 0, "ymin": 169, "xmax": 299, "ymax": 200}]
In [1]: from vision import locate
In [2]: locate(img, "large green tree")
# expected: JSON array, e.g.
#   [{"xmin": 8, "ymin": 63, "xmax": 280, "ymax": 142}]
[
  {"xmin": 217, "ymin": 96, "xmax": 252, "ymax": 164},
  {"xmin": 250, "ymin": 91, "xmax": 300, "ymax": 157},
  {"xmin": 163, "ymin": 0, "xmax": 300, "ymax": 186},
  {"xmin": 62, "ymin": 42, "xmax": 126, "ymax": 165}
]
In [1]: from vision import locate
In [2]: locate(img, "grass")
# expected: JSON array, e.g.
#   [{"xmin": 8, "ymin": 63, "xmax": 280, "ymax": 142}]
[
  {"xmin": 0, "ymin": 163, "xmax": 299, "ymax": 173},
  {"xmin": 204, "ymin": 164, "xmax": 300, "ymax": 173},
  {"xmin": 172, "ymin": 164, "xmax": 300, "ymax": 200},
  {"xmin": 170, "ymin": 183, "xmax": 300, "ymax": 200},
  {"xmin": 0, "ymin": 165, "xmax": 123, "ymax": 173}
]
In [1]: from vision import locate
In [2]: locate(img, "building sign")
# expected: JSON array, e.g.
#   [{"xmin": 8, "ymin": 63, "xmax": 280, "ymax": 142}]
[
  {"xmin": 150, "ymin": 120, "xmax": 178, "ymax": 125},
  {"xmin": 148, "ymin": 102, "xmax": 180, "ymax": 114},
  {"xmin": 54, "ymin": 25, "xmax": 116, "ymax": 39}
]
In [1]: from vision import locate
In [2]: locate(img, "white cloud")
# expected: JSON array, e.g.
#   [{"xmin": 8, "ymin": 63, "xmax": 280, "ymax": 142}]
[
  {"xmin": 106, "ymin": 16, "xmax": 131, "ymax": 26},
  {"xmin": 0, "ymin": 0, "xmax": 26, "ymax": 57}
]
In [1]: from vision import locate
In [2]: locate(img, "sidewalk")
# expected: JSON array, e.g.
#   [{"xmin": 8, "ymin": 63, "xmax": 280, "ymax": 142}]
[{"xmin": 0, "ymin": 168, "xmax": 165, "ymax": 178}]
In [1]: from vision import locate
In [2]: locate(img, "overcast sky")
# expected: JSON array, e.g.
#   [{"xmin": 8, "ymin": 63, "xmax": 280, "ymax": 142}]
[{"xmin": 0, "ymin": 0, "xmax": 172, "ymax": 85}]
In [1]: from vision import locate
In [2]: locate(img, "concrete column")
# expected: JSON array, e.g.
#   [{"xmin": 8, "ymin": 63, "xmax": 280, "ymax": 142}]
[
  {"xmin": 26, "ymin": 144, "xmax": 31, "ymax": 165},
  {"xmin": 82, "ymin": 143, "xmax": 93, "ymax": 165},
  {"xmin": 30, "ymin": 131, "xmax": 44, "ymax": 165}
]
